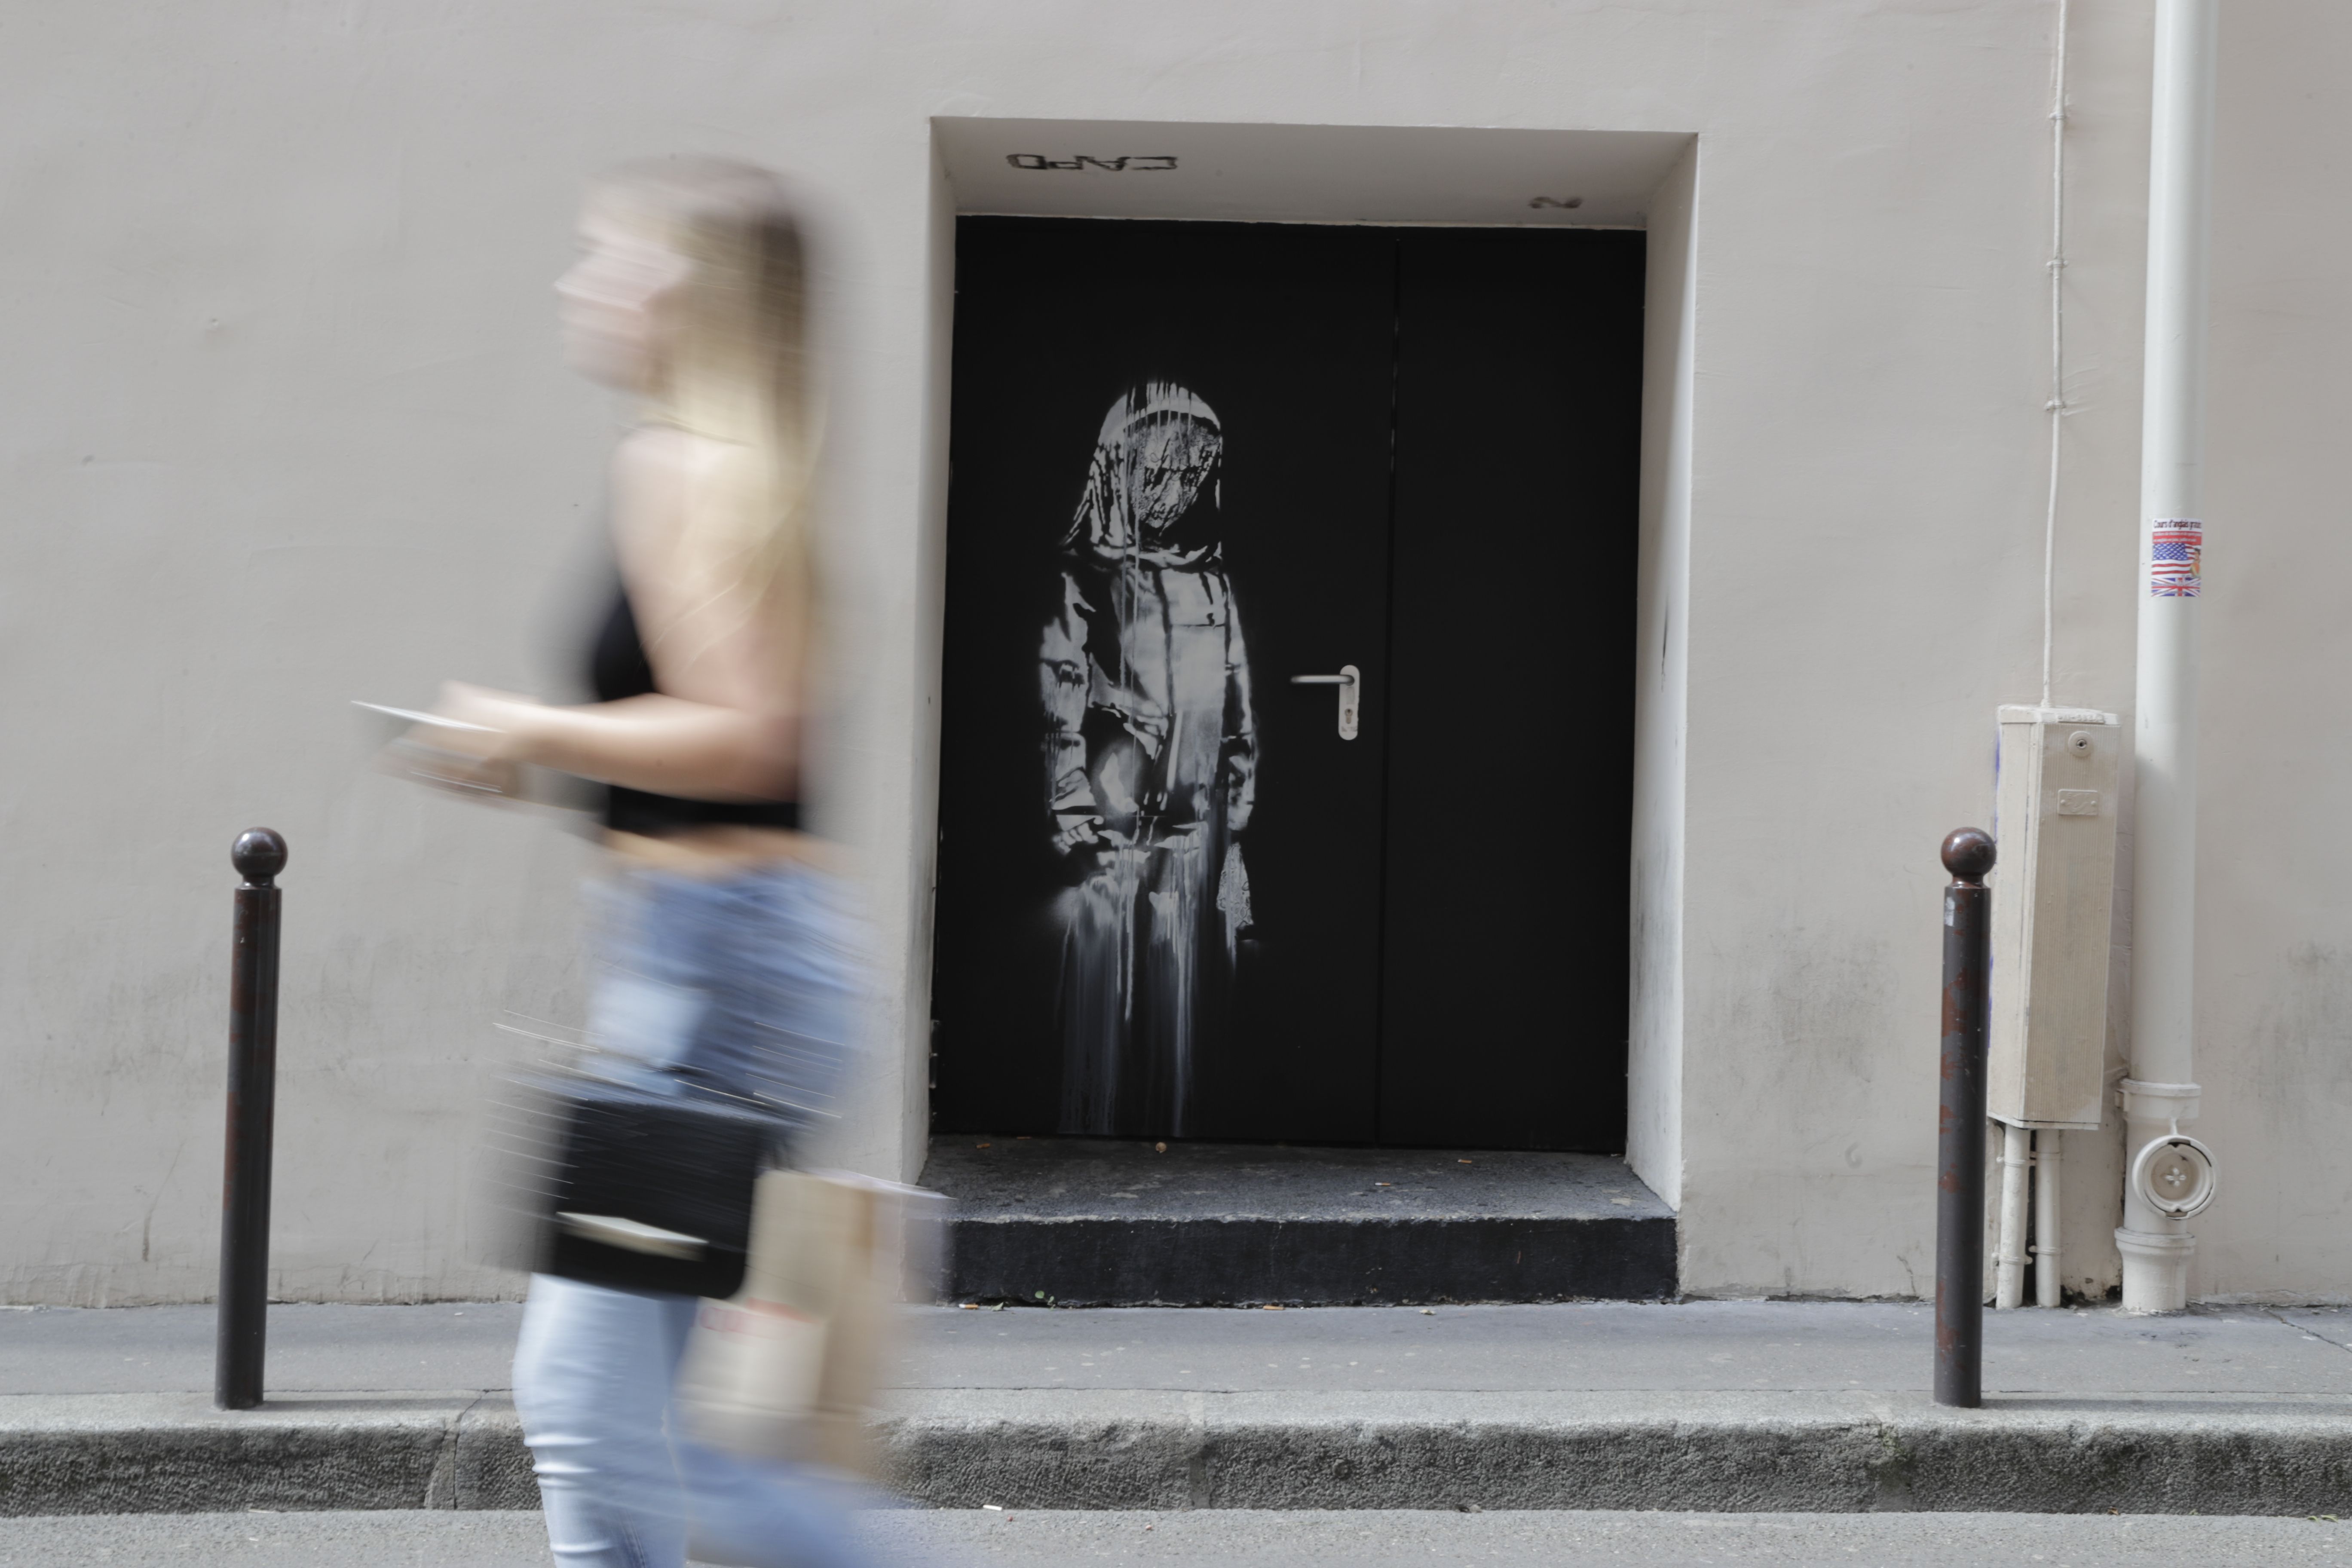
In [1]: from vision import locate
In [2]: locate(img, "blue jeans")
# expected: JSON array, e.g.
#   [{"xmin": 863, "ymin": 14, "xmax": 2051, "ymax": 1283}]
[
  {"xmin": 513, "ymin": 862, "xmax": 873, "ymax": 1568},
  {"xmin": 578, "ymin": 860, "xmax": 865, "ymax": 1120}
]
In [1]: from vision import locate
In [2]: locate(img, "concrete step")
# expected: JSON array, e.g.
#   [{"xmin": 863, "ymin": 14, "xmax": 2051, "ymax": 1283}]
[{"xmin": 922, "ymin": 1137, "xmax": 1675, "ymax": 1305}]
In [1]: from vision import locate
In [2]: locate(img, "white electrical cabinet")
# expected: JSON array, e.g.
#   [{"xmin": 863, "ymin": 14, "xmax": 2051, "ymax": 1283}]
[{"xmin": 1987, "ymin": 705, "xmax": 2122, "ymax": 1130}]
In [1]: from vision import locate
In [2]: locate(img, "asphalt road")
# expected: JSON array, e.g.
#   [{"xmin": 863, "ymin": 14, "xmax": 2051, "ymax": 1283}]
[{"xmin": 0, "ymin": 1510, "xmax": 2344, "ymax": 1567}]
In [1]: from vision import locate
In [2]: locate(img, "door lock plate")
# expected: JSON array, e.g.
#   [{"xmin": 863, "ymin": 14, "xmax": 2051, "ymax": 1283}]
[{"xmin": 1289, "ymin": 665, "xmax": 1360, "ymax": 740}]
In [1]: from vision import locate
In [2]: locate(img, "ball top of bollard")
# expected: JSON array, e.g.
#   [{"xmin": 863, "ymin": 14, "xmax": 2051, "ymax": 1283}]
[
  {"xmin": 231, "ymin": 828, "xmax": 288, "ymax": 885},
  {"xmin": 1940, "ymin": 827, "xmax": 1994, "ymax": 884}
]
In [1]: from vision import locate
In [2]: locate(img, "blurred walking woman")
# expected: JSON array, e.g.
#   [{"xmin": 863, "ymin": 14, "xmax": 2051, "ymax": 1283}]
[{"xmin": 423, "ymin": 159, "xmax": 867, "ymax": 1568}]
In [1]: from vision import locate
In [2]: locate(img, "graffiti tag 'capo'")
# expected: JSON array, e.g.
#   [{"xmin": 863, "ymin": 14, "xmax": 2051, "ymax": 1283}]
[
  {"xmin": 1006, "ymin": 154, "xmax": 1180, "ymax": 172},
  {"xmin": 1529, "ymin": 196, "xmax": 1585, "ymax": 209}
]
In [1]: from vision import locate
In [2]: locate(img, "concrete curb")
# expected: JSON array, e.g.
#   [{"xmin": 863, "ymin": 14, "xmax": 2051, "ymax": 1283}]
[
  {"xmin": 0, "ymin": 1394, "xmax": 537, "ymax": 1516},
  {"xmin": 880, "ymin": 1390, "xmax": 2352, "ymax": 1516},
  {"xmin": 6, "ymin": 1389, "xmax": 2351, "ymax": 1517}
]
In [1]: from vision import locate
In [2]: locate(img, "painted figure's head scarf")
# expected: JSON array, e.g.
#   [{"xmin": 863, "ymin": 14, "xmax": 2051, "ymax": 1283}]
[{"xmin": 1066, "ymin": 381, "xmax": 1223, "ymax": 564}]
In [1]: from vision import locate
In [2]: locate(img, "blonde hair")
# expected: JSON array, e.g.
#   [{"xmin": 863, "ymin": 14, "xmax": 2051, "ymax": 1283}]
[{"xmin": 597, "ymin": 156, "xmax": 820, "ymax": 672}]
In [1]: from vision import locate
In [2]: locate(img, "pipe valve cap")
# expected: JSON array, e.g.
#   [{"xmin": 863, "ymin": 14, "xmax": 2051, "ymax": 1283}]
[{"xmin": 2130, "ymin": 1133, "xmax": 2217, "ymax": 1219}]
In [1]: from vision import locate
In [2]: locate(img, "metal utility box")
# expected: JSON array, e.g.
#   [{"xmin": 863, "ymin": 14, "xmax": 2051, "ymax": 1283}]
[{"xmin": 1987, "ymin": 705, "xmax": 2122, "ymax": 1130}]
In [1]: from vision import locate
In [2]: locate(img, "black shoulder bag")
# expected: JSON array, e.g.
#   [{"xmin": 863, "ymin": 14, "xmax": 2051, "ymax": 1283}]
[{"xmin": 506, "ymin": 1073, "xmax": 776, "ymax": 1299}]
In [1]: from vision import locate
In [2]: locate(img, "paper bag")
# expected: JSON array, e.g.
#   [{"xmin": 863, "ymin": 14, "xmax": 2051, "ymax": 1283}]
[{"xmin": 674, "ymin": 1168, "xmax": 921, "ymax": 1475}]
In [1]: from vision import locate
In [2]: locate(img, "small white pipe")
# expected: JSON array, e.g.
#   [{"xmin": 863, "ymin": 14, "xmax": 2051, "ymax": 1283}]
[
  {"xmin": 2122, "ymin": 0, "xmax": 2218, "ymax": 1314},
  {"xmin": 2040, "ymin": 0, "xmax": 2070, "ymax": 709},
  {"xmin": 1995, "ymin": 1123, "xmax": 2031, "ymax": 1310},
  {"xmin": 2033, "ymin": 1130, "xmax": 2063, "ymax": 1307}
]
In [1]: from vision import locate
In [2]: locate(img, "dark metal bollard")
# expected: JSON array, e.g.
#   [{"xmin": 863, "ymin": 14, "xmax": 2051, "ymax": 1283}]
[
  {"xmin": 1935, "ymin": 827, "xmax": 1995, "ymax": 1408},
  {"xmin": 217, "ymin": 828, "xmax": 288, "ymax": 1411}
]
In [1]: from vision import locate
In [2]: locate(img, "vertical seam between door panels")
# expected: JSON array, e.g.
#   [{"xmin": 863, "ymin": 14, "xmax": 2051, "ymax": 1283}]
[{"xmin": 1370, "ymin": 233, "xmax": 1404, "ymax": 1148}]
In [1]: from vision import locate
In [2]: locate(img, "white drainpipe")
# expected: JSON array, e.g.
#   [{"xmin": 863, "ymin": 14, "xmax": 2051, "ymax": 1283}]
[
  {"xmin": 2121, "ymin": 0, "xmax": 2219, "ymax": 1314},
  {"xmin": 2034, "ymin": 1130, "xmax": 2062, "ymax": 1307},
  {"xmin": 1995, "ymin": 1126, "xmax": 2030, "ymax": 1309}
]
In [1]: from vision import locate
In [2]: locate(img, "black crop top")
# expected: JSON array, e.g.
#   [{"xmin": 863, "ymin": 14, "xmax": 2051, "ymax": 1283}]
[{"xmin": 588, "ymin": 584, "xmax": 801, "ymax": 836}]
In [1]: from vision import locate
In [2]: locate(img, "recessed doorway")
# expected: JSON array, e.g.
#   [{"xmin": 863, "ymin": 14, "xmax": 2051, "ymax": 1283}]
[{"xmin": 930, "ymin": 215, "xmax": 1642, "ymax": 1152}]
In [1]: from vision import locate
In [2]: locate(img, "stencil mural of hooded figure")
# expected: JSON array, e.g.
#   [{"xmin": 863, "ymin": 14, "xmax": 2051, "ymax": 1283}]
[{"xmin": 1040, "ymin": 382, "xmax": 1257, "ymax": 1136}]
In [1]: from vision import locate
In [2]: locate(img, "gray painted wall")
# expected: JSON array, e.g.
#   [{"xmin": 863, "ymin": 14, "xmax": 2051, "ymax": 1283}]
[{"xmin": 6, "ymin": 0, "xmax": 2349, "ymax": 1306}]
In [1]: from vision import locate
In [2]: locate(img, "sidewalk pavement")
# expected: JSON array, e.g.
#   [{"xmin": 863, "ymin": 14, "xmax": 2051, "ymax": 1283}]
[{"xmin": 4, "ymin": 1299, "xmax": 2350, "ymax": 1516}]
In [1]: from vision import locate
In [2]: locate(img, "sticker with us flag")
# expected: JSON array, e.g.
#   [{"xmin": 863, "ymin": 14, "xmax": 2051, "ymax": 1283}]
[{"xmin": 2150, "ymin": 521, "xmax": 2202, "ymax": 597}]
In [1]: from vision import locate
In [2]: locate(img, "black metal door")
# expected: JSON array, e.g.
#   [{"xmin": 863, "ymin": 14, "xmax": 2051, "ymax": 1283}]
[
  {"xmin": 931, "ymin": 217, "xmax": 1397, "ymax": 1144},
  {"xmin": 1374, "ymin": 229, "xmax": 1644, "ymax": 1152},
  {"xmin": 931, "ymin": 218, "xmax": 1641, "ymax": 1151}
]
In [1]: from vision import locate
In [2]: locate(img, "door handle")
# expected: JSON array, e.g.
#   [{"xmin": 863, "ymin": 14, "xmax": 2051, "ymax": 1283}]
[{"xmin": 1289, "ymin": 665, "xmax": 1360, "ymax": 740}]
